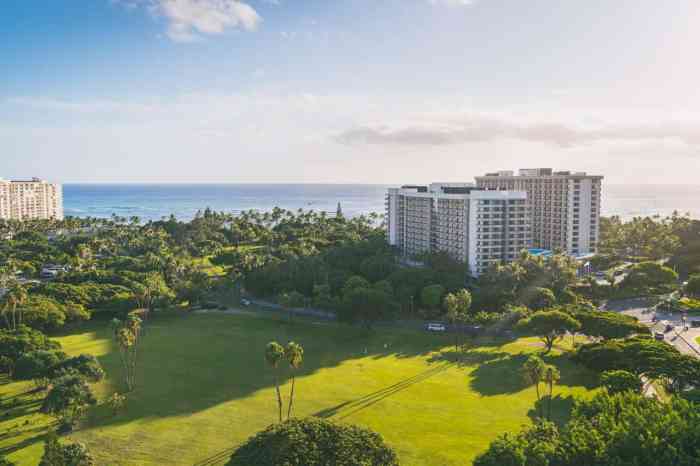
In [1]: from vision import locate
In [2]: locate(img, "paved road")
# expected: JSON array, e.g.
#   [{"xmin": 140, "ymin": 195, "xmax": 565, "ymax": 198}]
[{"xmin": 603, "ymin": 297, "xmax": 700, "ymax": 357}]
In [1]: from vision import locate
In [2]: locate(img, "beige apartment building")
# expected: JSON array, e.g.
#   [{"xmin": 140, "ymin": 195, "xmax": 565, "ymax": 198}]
[
  {"xmin": 475, "ymin": 169, "xmax": 602, "ymax": 255},
  {"xmin": 0, "ymin": 178, "xmax": 64, "ymax": 221},
  {"xmin": 386, "ymin": 183, "xmax": 531, "ymax": 276}
]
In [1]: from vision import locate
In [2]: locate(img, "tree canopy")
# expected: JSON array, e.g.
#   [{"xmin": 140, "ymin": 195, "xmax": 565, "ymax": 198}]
[
  {"xmin": 226, "ymin": 418, "xmax": 399, "ymax": 466},
  {"xmin": 516, "ymin": 310, "xmax": 581, "ymax": 352},
  {"xmin": 475, "ymin": 392, "xmax": 700, "ymax": 466}
]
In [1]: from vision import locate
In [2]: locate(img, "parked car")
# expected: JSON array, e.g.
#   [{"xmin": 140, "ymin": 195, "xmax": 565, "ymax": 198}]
[
  {"xmin": 691, "ymin": 321, "xmax": 700, "ymax": 328},
  {"xmin": 665, "ymin": 323, "xmax": 675, "ymax": 332},
  {"xmin": 426, "ymin": 323, "xmax": 446, "ymax": 332},
  {"xmin": 654, "ymin": 332, "xmax": 665, "ymax": 341},
  {"xmin": 240, "ymin": 299, "xmax": 251, "ymax": 307}
]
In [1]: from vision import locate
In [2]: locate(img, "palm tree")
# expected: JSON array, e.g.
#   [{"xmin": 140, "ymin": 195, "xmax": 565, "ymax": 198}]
[
  {"xmin": 285, "ymin": 342, "xmax": 304, "ymax": 419},
  {"xmin": 265, "ymin": 341, "xmax": 286, "ymax": 422},
  {"xmin": 544, "ymin": 365, "xmax": 561, "ymax": 421},
  {"xmin": 1, "ymin": 284, "xmax": 28, "ymax": 330},
  {"xmin": 521, "ymin": 355, "xmax": 546, "ymax": 419}
]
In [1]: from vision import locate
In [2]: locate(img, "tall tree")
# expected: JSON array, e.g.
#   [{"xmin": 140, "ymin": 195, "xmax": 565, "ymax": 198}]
[
  {"xmin": 517, "ymin": 310, "xmax": 581, "ymax": 353},
  {"xmin": 521, "ymin": 355, "xmax": 546, "ymax": 418},
  {"xmin": 543, "ymin": 365, "xmax": 560, "ymax": 421},
  {"xmin": 111, "ymin": 316, "xmax": 141, "ymax": 391},
  {"xmin": 265, "ymin": 341, "xmax": 286, "ymax": 422},
  {"xmin": 1, "ymin": 284, "xmax": 28, "ymax": 330},
  {"xmin": 285, "ymin": 341, "xmax": 304, "ymax": 419},
  {"xmin": 443, "ymin": 289, "xmax": 472, "ymax": 352}
]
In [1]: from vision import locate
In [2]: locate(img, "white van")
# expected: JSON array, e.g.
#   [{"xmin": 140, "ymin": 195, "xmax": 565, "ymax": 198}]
[{"xmin": 426, "ymin": 323, "xmax": 446, "ymax": 332}]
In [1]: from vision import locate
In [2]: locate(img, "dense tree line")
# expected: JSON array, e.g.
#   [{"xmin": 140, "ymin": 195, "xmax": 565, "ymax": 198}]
[
  {"xmin": 599, "ymin": 212, "xmax": 700, "ymax": 277},
  {"xmin": 227, "ymin": 418, "xmax": 398, "ymax": 466},
  {"xmin": 474, "ymin": 392, "xmax": 700, "ymax": 466}
]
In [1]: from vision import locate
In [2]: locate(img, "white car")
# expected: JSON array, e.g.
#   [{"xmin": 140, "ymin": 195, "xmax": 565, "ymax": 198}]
[
  {"xmin": 426, "ymin": 323, "xmax": 446, "ymax": 332},
  {"xmin": 240, "ymin": 299, "xmax": 251, "ymax": 306}
]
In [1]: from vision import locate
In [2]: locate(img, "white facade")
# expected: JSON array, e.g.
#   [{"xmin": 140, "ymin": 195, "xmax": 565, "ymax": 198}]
[
  {"xmin": 0, "ymin": 178, "xmax": 64, "ymax": 221},
  {"xmin": 386, "ymin": 184, "xmax": 531, "ymax": 276},
  {"xmin": 475, "ymin": 168, "xmax": 602, "ymax": 255}
]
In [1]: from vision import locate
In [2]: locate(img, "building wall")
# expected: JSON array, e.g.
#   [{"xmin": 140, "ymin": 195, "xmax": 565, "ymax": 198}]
[
  {"xmin": 0, "ymin": 178, "xmax": 64, "ymax": 221},
  {"xmin": 386, "ymin": 185, "xmax": 531, "ymax": 276},
  {"xmin": 475, "ymin": 170, "xmax": 602, "ymax": 255}
]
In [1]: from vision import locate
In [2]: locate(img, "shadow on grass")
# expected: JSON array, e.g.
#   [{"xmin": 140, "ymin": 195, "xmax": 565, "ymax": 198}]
[
  {"xmin": 527, "ymin": 394, "xmax": 577, "ymax": 427},
  {"xmin": 0, "ymin": 424, "xmax": 49, "ymax": 443},
  {"xmin": 426, "ymin": 347, "xmax": 511, "ymax": 369},
  {"xmin": 470, "ymin": 352, "xmax": 599, "ymax": 396},
  {"xmin": 314, "ymin": 362, "xmax": 455, "ymax": 420},
  {"xmin": 77, "ymin": 312, "xmax": 451, "ymax": 429},
  {"xmin": 0, "ymin": 432, "xmax": 49, "ymax": 456},
  {"xmin": 193, "ymin": 445, "xmax": 238, "ymax": 466}
]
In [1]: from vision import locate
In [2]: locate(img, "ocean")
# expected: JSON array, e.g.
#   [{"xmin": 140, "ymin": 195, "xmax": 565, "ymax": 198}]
[{"xmin": 63, "ymin": 184, "xmax": 700, "ymax": 222}]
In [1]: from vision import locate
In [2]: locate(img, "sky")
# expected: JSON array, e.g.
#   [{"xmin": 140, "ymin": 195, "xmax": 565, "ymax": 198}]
[{"xmin": 2, "ymin": 0, "xmax": 700, "ymax": 184}]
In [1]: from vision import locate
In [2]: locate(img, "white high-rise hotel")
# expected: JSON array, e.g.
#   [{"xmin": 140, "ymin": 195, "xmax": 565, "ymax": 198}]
[
  {"xmin": 0, "ymin": 178, "xmax": 64, "ymax": 221},
  {"xmin": 476, "ymin": 169, "xmax": 602, "ymax": 255},
  {"xmin": 386, "ymin": 170, "xmax": 602, "ymax": 276},
  {"xmin": 386, "ymin": 183, "xmax": 531, "ymax": 276}
]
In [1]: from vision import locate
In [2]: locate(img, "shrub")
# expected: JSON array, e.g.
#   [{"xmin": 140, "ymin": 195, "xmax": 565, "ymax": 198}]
[
  {"xmin": 522, "ymin": 287, "xmax": 556, "ymax": 310},
  {"xmin": 621, "ymin": 261, "xmax": 678, "ymax": 290},
  {"xmin": 39, "ymin": 431, "xmax": 94, "ymax": 466},
  {"xmin": 0, "ymin": 326, "xmax": 61, "ymax": 364},
  {"xmin": 14, "ymin": 350, "xmax": 67, "ymax": 380},
  {"xmin": 420, "ymin": 284, "xmax": 446, "ymax": 312},
  {"xmin": 48, "ymin": 354, "xmax": 105, "ymax": 382},
  {"xmin": 601, "ymin": 370, "xmax": 643, "ymax": 394},
  {"xmin": 41, "ymin": 374, "xmax": 97, "ymax": 429},
  {"xmin": 227, "ymin": 418, "xmax": 398, "ymax": 466},
  {"xmin": 684, "ymin": 274, "xmax": 700, "ymax": 297}
]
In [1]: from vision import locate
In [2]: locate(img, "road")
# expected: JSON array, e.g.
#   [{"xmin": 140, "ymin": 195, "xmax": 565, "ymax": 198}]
[{"xmin": 603, "ymin": 297, "xmax": 700, "ymax": 358}]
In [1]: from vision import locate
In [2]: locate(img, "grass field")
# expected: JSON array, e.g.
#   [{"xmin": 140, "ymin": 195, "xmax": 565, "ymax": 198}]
[{"xmin": 1, "ymin": 312, "xmax": 598, "ymax": 465}]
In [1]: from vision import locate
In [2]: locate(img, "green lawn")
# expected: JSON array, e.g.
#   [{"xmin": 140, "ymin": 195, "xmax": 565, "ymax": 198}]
[
  {"xmin": 1, "ymin": 313, "xmax": 598, "ymax": 465},
  {"xmin": 193, "ymin": 245, "xmax": 265, "ymax": 277}
]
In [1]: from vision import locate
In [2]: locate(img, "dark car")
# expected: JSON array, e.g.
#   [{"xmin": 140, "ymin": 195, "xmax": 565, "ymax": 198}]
[
  {"xmin": 665, "ymin": 323, "xmax": 675, "ymax": 332},
  {"xmin": 654, "ymin": 332, "xmax": 665, "ymax": 341}
]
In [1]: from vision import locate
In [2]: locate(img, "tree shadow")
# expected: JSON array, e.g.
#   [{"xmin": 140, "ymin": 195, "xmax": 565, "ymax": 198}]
[
  {"xmin": 527, "ymin": 394, "xmax": 577, "ymax": 427},
  {"xmin": 469, "ymin": 353, "xmax": 530, "ymax": 395},
  {"xmin": 469, "ymin": 352, "xmax": 599, "ymax": 396},
  {"xmin": 541, "ymin": 353, "xmax": 599, "ymax": 391},
  {"xmin": 0, "ymin": 432, "xmax": 49, "ymax": 456},
  {"xmin": 193, "ymin": 445, "xmax": 239, "ymax": 466},
  {"xmin": 0, "ymin": 311, "xmax": 597, "ymax": 464},
  {"xmin": 0, "ymin": 423, "xmax": 50, "ymax": 443},
  {"xmin": 80, "ymin": 312, "xmax": 451, "ymax": 430},
  {"xmin": 314, "ymin": 362, "xmax": 455, "ymax": 420},
  {"xmin": 426, "ymin": 347, "xmax": 510, "ymax": 368}
]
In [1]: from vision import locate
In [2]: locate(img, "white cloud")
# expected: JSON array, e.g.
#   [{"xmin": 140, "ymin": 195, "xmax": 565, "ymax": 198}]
[
  {"xmin": 5, "ymin": 92, "xmax": 700, "ymax": 184},
  {"xmin": 120, "ymin": 0, "xmax": 262, "ymax": 42},
  {"xmin": 334, "ymin": 113, "xmax": 700, "ymax": 148},
  {"xmin": 428, "ymin": 0, "xmax": 476, "ymax": 6}
]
